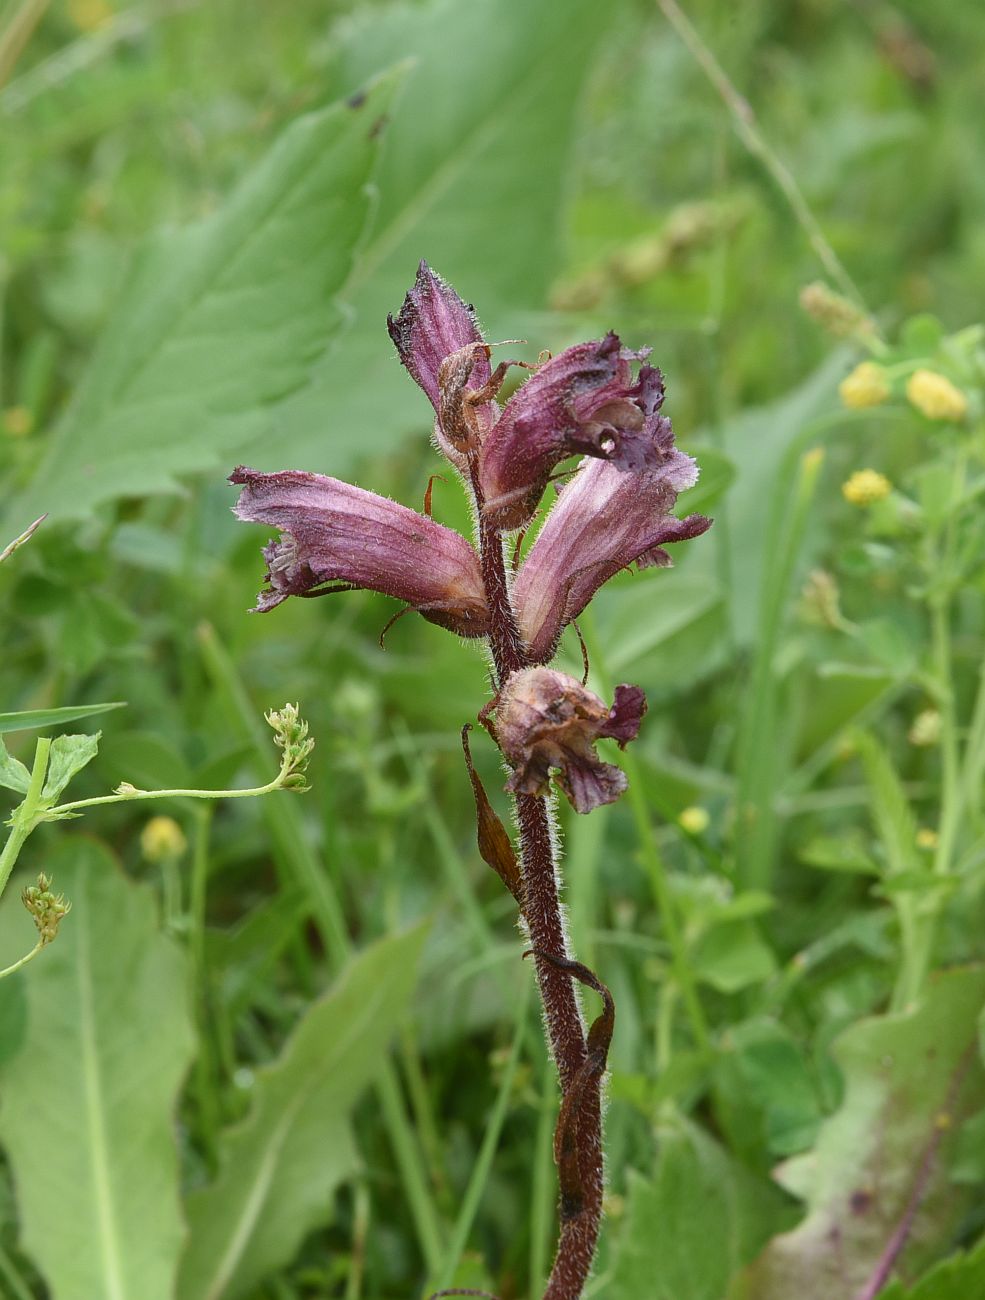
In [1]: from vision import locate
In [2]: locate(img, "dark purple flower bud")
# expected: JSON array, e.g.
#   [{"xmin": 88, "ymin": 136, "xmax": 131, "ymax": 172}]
[
  {"xmin": 387, "ymin": 261, "xmax": 498, "ymax": 462},
  {"xmin": 230, "ymin": 466, "xmax": 489, "ymax": 638},
  {"xmin": 478, "ymin": 333, "xmax": 672, "ymax": 530},
  {"xmin": 496, "ymin": 667, "xmax": 646, "ymax": 814},
  {"xmin": 514, "ymin": 450, "xmax": 711, "ymax": 664}
]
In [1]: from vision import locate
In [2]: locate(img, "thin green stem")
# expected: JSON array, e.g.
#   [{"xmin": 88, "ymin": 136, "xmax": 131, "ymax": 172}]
[
  {"xmin": 197, "ymin": 621, "xmax": 447, "ymax": 1273},
  {"xmin": 656, "ymin": 0, "xmax": 867, "ymax": 312},
  {"xmin": 432, "ymin": 979, "xmax": 531, "ymax": 1292},
  {"xmin": 49, "ymin": 770, "xmax": 289, "ymax": 818},
  {"xmin": 734, "ymin": 441, "xmax": 825, "ymax": 890},
  {"xmin": 581, "ymin": 614, "xmax": 710, "ymax": 1056},
  {"xmin": 0, "ymin": 937, "xmax": 43, "ymax": 979},
  {"xmin": 529, "ymin": 1044, "xmax": 557, "ymax": 1298},
  {"xmin": 0, "ymin": 736, "xmax": 51, "ymax": 898}
]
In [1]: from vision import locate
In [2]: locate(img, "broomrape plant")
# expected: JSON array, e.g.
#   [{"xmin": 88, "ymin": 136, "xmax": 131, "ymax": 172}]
[{"xmin": 232, "ymin": 262, "xmax": 710, "ymax": 1299}]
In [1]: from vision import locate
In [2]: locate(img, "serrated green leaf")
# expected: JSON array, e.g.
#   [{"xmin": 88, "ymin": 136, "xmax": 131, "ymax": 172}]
[
  {"xmin": 0, "ymin": 840, "xmax": 195, "ymax": 1300},
  {"xmin": 855, "ymin": 729, "xmax": 921, "ymax": 877},
  {"xmin": 5, "ymin": 69, "xmax": 403, "ymax": 526},
  {"xmin": 0, "ymin": 701, "xmax": 125, "ymax": 734},
  {"xmin": 178, "ymin": 925, "xmax": 426, "ymax": 1300},
  {"xmin": 0, "ymin": 738, "xmax": 31, "ymax": 795},
  {"xmin": 609, "ymin": 1121, "xmax": 795, "ymax": 1300},
  {"xmin": 737, "ymin": 967, "xmax": 985, "ymax": 1298},
  {"xmin": 877, "ymin": 1234, "xmax": 985, "ymax": 1299},
  {"xmin": 41, "ymin": 732, "xmax": 100, "ymax": 804},
  {"xmin": 800, "ymin": 833, "xmax": 880, "ymax": 875}
]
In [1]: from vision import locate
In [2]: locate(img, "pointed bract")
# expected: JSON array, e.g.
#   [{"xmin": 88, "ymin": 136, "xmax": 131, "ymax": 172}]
[
  {"xmin": 231, "ymin": 467, "xmax": 489, "ymax": 638},
  {"xmin": 496, "ymin": 667, "xmax": 646, "ymax": 814},
  {"xmin": 387, "ymin": 261, "xmax": 497, "ymax": 463},
  {"xmin": 478, "ymin": 334, "xmax": 673, "ymax": 530},
  {"xmin": 514, "ymin": 448, "xmax": 711, "ymax": 663}
]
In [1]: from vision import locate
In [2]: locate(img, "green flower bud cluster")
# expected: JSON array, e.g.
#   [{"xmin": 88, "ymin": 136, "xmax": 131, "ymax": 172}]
[
  {"xmin": 22, "ymin": 872, "xmax": 71, "ymax": 946},
  {"xmin": 266, "ymin": 703, "xmax": 315, "ymax": 791}
]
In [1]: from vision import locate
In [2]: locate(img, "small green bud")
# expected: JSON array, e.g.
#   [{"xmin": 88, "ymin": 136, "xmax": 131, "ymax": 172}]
[
  {"xmin": 266, "ymin": 703, "xmax": 314, "ymax": 791},
  {"xmin": 22, "ymin": 872, "xmax": 71, "ymax": 946}
]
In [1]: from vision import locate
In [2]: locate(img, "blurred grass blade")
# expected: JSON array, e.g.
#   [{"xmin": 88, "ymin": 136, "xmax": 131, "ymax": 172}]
[
  {"xmin": 0, "ymin": 701, "xmax": 125, "ymax": 734},
  {"xmin": 178, "ymin": 926, "xmax": 427, "ymax": 1300},
  {"xmin": 0, "ymin": 838, "xmax": 196, "ymax": 1300},
  {"xmin": 4, "ymin": 65, "xmax": 404, "ymax": 527}
]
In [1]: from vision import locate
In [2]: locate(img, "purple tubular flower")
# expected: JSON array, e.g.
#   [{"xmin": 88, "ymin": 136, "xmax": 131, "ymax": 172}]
[
  {"xmin": 496, "ymin": 667, "xmax": 647, "ymax": 814},
  {"xmin": 514, "ymin": 450, "xmax": 712, "ymax": 664},
  {"xmin": 387, "ymin": 260, "xmax": 498, "ymax": 462},
  {"xmin": 478, "ymin": 333, "xmax": 673, "ymax": 530},
  {"xmin": 230, "ymin": 466, "xmax": 489, "ymax": 638}
]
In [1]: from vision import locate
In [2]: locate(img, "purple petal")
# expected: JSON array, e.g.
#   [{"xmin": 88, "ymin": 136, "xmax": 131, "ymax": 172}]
[
  {"xmin": 231, "ymin": 466, "xmax": 489, "ymax": 638},
  {"xmin": 601, "ymin": 684, "xmax": 647, "ymax": 747},
  {"xmin": 387, "ymin": 260, "xmax": 491, "ymax": 411},
  {"xmin": 478, "ymin": 334, "xmax": 669, "ymax": 530},
  {"xmin": 514, "ymin": 454, "xmax": 711, "ymax": 663}
]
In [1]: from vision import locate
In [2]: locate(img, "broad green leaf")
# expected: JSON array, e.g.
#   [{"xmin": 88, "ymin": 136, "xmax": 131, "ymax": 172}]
[
  {"xmin": 272, "ymin": 0, "xmax": 618, "ymax": 474},
  {"xmin": 0, "ymin": 839, "xmax": 195, "ymax": 1300},
  {"xmin": 5, "ymin": 69, "xmax": 402, "ymax": 526},
  {"xmin": 609, "ymin": 1121, "xmax": 795, "ymax": 1300},
  {"xmin": 714, "ymin": 1020, "xmax": 825, "ymax": 1160},
  {"xmin": 800, "ymin": 833, "xmax": 880, "ymax": 875},
  {"xmin": 41, "ymin": 732, "xmax": 100, "ymax": 804},
  {"xmin": 0, "ymin": 701, "xmax": 124, "ymax": 734},
  {"xmin": 0, "ymin": 738, "xmax": 30, "ymax": 795},
  {"xmin": 178, "ymin": 925, "xmax": 426, "ymax": 1300},
  {"xmin": 878, "ymin": 1234, "xmax": 985, "ymax": 1299},
  {"xmin": 690, "ymin": 919, "xmax": 777, "ymax": 994},
  {"xmin": 737, "ymin": 967, "xmax": 985, "ymax": 1299}
]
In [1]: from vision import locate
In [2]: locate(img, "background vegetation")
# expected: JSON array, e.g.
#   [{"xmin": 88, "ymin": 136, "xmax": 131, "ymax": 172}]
[{"xmin": 1, "ymin": 0, "xmax": 984, "ymax": 1296}]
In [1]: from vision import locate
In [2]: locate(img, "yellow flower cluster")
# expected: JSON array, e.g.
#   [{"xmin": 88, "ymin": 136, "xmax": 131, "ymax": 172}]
[
  {"xmin": 842, "ymin": 469, "xmax": 892, "ymax": 506},
  {"xmin": 905, "ymin": 369, "xmax": 968, "ymax": 421},
  {"xmin": 839, "ymin": 362, "xmax": 891, "ymax": 410}
]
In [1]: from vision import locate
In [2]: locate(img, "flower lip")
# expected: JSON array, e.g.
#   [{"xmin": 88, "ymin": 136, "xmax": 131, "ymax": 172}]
[
  {"xmin": 230, "ymin": 465, "xmax": 490, "ymax": 638},
  {"xmin": 513, "ymin": 446, "xmax": 711, "ymax": 664},
  {"xmin": 478, "ymin": 333, "xmax": 671, "ymax": 531},
  {"xmin": 496, "ymin": 667, "xmax": 647, "ymax": 814}
]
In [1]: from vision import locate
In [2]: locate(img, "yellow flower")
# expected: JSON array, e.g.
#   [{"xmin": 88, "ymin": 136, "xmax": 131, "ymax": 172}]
[
  {"xmin": 678, "ymin": 806, "xmax": 709, "ymax": 835},
  {"xmin": 838, "ymin": 362, "xmax": 891, "ymax": 410},
  {"xmin": 905, "ymin": 369, "xmax": 968, "ymax": 421},
  {"xmin": 916, "ymin": 827, "xmax": 938, "ymax": 851},
  {"xmin": 140, "ymin": 815, "xmax": 187, "ymax": 862},
  {"xmin": 842, "ymin": 469, "xmax": 892, "ymax": 506},
  {"xmin": 908, "ymin": 709, "xmax": 941, "ymax": 747}
]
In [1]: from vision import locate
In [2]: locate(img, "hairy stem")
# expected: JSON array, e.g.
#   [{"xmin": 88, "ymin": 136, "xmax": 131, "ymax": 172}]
[{"xmin": 470, "ymin": 465, "xmax": 600, "ymax": 1300}]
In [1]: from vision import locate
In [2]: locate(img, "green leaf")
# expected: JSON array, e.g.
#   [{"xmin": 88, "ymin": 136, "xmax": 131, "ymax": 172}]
[
  {"xmin": 272, "ymin": 0, "xmax": 617, "ymax": 474},
  {"xmin": 800, "ymin": 833, "xmax": 881, "ymax": 875},
  {"xmin": 178, "ymin": 925, "xmax": 427, "ymax": 1300},
  {"xmin": 0, "ymin": 738, "xmax": 31, "ymax": 795},
  {"xmin": 5, "ymin": 69, "xmax": 403, "ymax": 526},
  {"xmin": 609, "ymin": 1120, "xmax": 796, "ymax": 1300},
  {"xmin": 855, "ymin": 729, "xmax": 921, "ymax": 877},
  {"xmin": 738, "ymin": 967, "xmax": 985, "ymax": 1298},
  {"xmin": 691, "ymin": 920, "xmax": 777, "ymax": 993},
  {"xmin": 878, "ymin": 1235, "xmax": 985, "ymax": 1299},
  {"xmin": 40, "ymin": 733, "xmax": 100, "ymax": 804},
  {"xmin": 0, "ymin": 839, "xmax": 195, "ymax": 1300},
  {"xmin": 0, "ymin": 701, "xmax": 125, "ymax": 734}
]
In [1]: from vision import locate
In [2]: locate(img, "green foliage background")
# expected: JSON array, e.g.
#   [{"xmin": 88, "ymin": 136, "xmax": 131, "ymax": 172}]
[{"xmin": 1, "ymin": 0, "xmax": 985, "ymax": 1297}]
